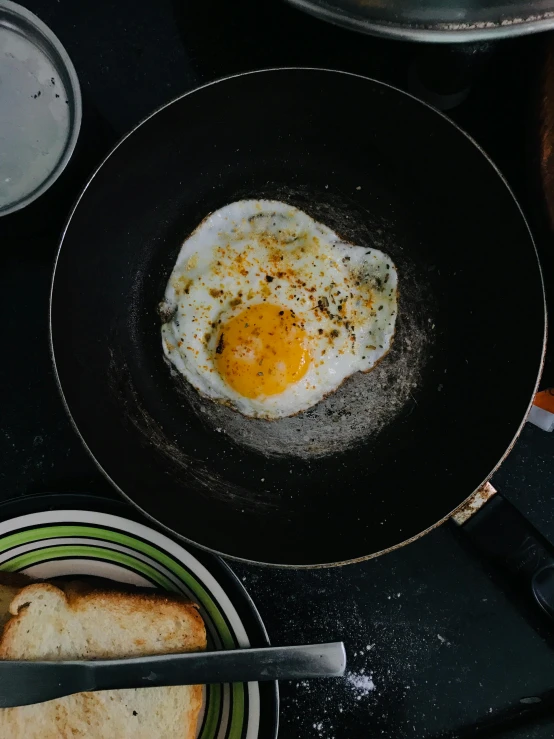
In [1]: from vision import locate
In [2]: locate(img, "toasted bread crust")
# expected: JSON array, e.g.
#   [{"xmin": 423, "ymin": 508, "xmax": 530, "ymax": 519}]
[{"xmin": 185, "ymin": 684, "xmax": 203, "ymax": 739}]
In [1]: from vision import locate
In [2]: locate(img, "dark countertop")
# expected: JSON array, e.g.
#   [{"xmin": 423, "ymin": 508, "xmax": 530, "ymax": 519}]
[{"xmin": 1, "ymin": 1, "xmax": 554, "ymax": 737}]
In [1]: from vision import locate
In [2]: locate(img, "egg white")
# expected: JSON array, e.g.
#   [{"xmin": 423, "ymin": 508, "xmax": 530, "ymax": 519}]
[{"xmin": 160, "ymin": 200, "xmax": 398, "ymax": 419}]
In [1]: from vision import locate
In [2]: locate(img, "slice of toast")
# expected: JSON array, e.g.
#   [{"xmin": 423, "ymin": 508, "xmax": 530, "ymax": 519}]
[{"xmin": 0, "ymin": 580, "xmax": 207, "ymax": 739}]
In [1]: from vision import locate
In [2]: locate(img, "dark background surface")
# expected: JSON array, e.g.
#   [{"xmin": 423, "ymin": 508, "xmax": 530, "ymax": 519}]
[{"xmin": 1, "ymin": 1, "xmax": 554, "ymax": 737}]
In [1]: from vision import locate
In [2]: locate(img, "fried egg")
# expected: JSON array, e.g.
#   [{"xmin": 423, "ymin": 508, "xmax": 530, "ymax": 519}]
[{"xmin": 160, "ymin": 200, "xmax": 398, "ymax": 419}]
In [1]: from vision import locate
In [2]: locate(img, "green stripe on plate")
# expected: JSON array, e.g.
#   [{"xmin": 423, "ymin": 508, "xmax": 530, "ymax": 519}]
[
  {"xmin": 2, "ymin": 545, "xmax": 176, "ymax": 592},
  {"xmin": 202, "ymin": 683, "xmax": 221, "ymax": 739}
]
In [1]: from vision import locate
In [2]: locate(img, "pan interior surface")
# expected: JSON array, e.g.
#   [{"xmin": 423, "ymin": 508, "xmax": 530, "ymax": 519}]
[{"xmin": 51, "ymin": 69, "xmax": 545, "ymax": 566}]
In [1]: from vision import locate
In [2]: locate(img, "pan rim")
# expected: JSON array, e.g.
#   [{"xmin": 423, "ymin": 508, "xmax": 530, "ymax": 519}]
[{"xmin": 49, "ymin": 66, "xmax": 548, "ymax": 568}]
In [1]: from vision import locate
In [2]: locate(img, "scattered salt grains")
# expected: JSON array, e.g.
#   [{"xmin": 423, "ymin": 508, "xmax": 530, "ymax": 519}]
[
  {"xmin": 238, "ymin": 568, "xmax": 458, "ymax": 737},
  {"xmin": 312, "ymin": 720, "xmax": 335, "ymax": 737},
  {"xmin": 345, "ymin": 671, "xmax": 376, "ymax": 696}
]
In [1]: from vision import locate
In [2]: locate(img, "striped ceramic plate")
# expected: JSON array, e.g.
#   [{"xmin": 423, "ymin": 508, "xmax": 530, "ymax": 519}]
[{"xmin": 0, "ymin": 500, "xmax": 278, "ymax": 739}]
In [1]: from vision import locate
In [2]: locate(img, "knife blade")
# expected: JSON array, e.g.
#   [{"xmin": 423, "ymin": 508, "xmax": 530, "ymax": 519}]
[{"xmin": 0, "ymin": 641, "xmax": 346, "ymax": 708}]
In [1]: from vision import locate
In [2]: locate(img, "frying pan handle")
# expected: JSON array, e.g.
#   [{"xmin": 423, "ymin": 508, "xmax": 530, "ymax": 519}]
[{"xmin": 461, "ymin": 494, "xmax": 554, "ymax": 621}]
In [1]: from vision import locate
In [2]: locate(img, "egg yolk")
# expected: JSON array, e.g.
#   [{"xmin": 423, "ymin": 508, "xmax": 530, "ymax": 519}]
[{"xmin": 215, "ymin": 303, "xmax": 310, "ymax": 398}]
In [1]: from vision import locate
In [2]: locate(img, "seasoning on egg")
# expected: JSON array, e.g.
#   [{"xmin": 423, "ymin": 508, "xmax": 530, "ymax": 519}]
[{"xmin": 160, "ymin": 200, "xmax": 398, "ymax": 419}]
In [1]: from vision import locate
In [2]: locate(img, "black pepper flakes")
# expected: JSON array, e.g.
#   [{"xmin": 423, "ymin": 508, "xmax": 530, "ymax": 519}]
[{"xmin": 216, "ymin": 334, "xmax": 225, "ymax": 354}]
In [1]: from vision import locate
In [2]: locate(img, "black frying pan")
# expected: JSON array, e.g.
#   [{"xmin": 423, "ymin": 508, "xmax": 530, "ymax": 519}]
[{"xmin": 50, "ymin": 69, "xmax": 546, "ymax": 566}]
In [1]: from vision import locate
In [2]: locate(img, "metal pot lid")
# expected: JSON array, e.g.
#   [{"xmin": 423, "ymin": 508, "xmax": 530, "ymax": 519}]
[
  {"xmin": 0, "ymin": 1, "xmax": 81, "ymax": 216},
  {"xmin": 285, "ymin": 0, "xmax": 554, "ymax": 42}
]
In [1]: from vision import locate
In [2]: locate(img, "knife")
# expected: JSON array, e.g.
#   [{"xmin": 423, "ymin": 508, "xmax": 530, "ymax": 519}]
[{"xmin": 0, "ymin": 641, "xmax": 346, "ymax": 707}]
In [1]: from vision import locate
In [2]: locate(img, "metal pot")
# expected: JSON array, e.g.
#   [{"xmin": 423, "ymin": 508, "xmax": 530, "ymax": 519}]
[{"xmin": 284, "ymin": 0, "xmax": 554, "ymax": 42}]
